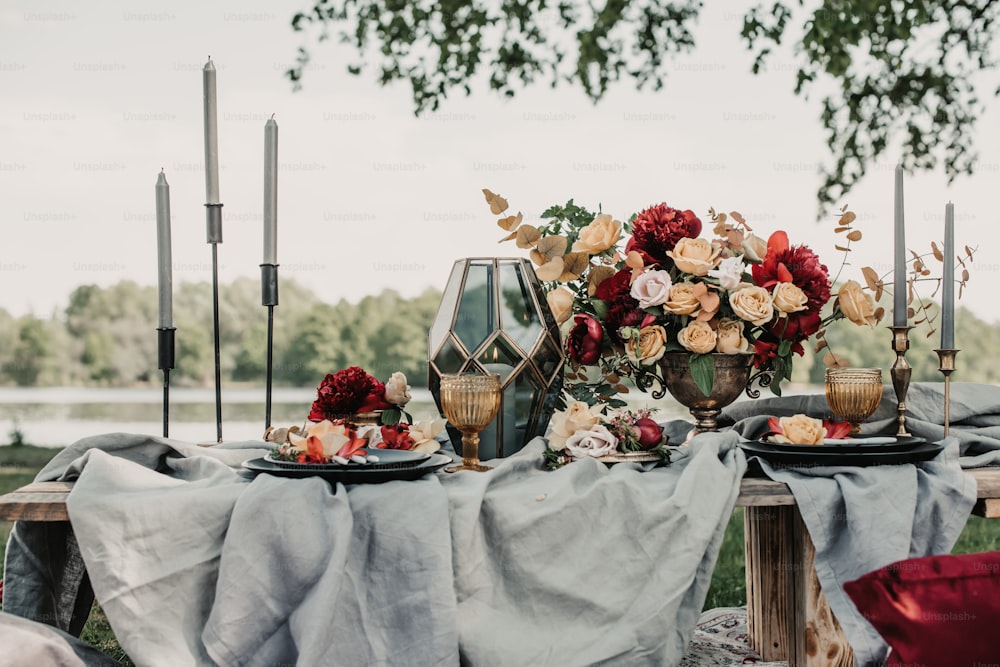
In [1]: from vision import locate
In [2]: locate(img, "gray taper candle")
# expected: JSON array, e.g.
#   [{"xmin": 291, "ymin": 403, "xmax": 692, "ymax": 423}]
[{"xmin": 155, "ymin": 170, "xmax": 173, "ymax": 328}]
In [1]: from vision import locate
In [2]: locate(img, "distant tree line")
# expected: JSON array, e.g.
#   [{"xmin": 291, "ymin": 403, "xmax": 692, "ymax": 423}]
[
  {"xmin": 0, "ymin": 279, "xmax": 443, "ymax": 388},
  {"xmin": 0, "ymin": 278, "xmax": 996, "ymax": 389}
]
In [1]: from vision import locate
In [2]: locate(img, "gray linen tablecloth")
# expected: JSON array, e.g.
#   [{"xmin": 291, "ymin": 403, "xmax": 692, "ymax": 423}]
[
  {"xmin": 4, "ymin": 425, "xmax": 745, "ymax": 666},
  {"xmin": 722, "ymin": 381, "xmax": 997, "ymax": 667}
]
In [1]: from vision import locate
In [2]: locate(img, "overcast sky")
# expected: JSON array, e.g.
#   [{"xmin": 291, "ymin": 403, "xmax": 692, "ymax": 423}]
[{"xmin": 3, "ymin": 0, "xmax": 999, "ymax": 340}]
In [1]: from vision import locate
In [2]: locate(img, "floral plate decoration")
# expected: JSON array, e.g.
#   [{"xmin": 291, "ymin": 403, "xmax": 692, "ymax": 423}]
[
  {"xmin": 307, "ymin": 366, "xmax": 413, "ymax": 425},
  {"xmin": 543, "ymin": 400, "xmax": 672, "ymax": 470},
  {"xmin": 762, "ymin": 414, "xmax": 851, "ymax": 445},
  {"xmin": 265, "ymin": 368, "xmax": 448, "ymax": 464}
]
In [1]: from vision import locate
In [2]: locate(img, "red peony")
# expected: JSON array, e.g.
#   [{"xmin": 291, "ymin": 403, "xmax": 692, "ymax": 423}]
[
  {"xmin": 625, "ymin": 203, "xmax": 703, "ymax": 265},
  {"xmin": 309, "ymin": 366, "xmax": 387, "ymax": 420},
  {"xmin": 568, "ymin": 314, "xmax": 604, "ymax": 365}
]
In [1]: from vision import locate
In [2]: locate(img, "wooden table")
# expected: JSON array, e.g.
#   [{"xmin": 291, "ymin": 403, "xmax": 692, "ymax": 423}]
[{"xmin": 4, "ymin": 468, "xmax": 1000, "ymax": 667}]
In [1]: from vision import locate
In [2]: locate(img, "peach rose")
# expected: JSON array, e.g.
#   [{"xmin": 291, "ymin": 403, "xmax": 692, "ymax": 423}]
[
  {"xmin": 677, "ymin": 320, "xmax": 717, "ymax": 354},
  {"xmin": 663, "ymin": 282, "xmax": 702, "ymax": 316},
  {"xmin": 837, "ymin": 280, "xmax": 877, "ymax": 326},
  {"xmin": 730, "ymin": 285, "xmax": 775, "ymax": 325},
  {"xmin": 771, "ymin": 414, "xmax": 826, "ymax": 445},
  {"xmin": 548, "ymin": 401, "xmax": 603, "ymax": 449},
  {"xmin": 572, "ymin": 213, "xmax": 622, "ymax": 254},
  {"xmin": 625, "ymin": 325, "xmax": 668, "ymax": 366},
  {"xmin": 772, "ymin": 282, "xmax": 808, "ymax": 313},
  {"xmin": 384, "ymin": 372, "xmax": 412, "ymax": 406},
  {"xmin": 715, "ymin": 318, "xmax": 750, "ymax": 354},
  {"xmin": 666, "ymin": 238, "xmax": 722, "ymax": 276},
  {"xmin": 547, "ymin": 287, "xmax": 575, "ymax": 325}
]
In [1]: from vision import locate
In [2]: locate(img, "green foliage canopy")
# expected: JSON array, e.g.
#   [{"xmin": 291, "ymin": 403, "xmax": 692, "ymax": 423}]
[{"xmin": 286, "ymin": 0, "xmax": 1000, "ymax": 209}]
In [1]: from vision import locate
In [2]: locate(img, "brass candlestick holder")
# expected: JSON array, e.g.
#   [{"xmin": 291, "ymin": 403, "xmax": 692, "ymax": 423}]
[
  {"xmin": 935, "ymin": 349, "xmax": 959, "ymax": 437},
  {"xmin": 889, "ymin": 326, "xmax": 912, "ymax": 437}
]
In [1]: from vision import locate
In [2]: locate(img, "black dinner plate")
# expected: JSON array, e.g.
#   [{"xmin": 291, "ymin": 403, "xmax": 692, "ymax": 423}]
[
  {"xmin": 264, "ymin": 448, "xmax": 430, "ymax": 470},
  {"xmin": 243, "ymin": 453, "xmax": 452, "ymax": 484},
  {"xmin": 740, "ymin": 439, "xmax": 943, "ymax": 467},
  {"xmin": 757, "ymin": 435, "xmax": 926, "ymax": 454}
]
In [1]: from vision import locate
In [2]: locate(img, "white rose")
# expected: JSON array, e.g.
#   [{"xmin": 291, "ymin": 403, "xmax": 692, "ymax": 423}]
[
  {"xmin": 772, "ymin": 282, "xmax": 808, "ymax": 313},
  {"xmin": 548, "ymin": 401, "xmax": 603, "ymax": 449},
  {"xmin": 730, "ymin": 285, "xmax": 775, "ymax": 325},
  {"xmin": 384, "ymin": 372, "xmax": 411, "ymax": 406},
  {"xmin": 564, "ymin": 424, "xmax": 618, "ymax": 458},
  {"xmin": 742, "ymin": 233, "xmax": 768, "ymax": 263},
  {"xmin": 708, "ymin": 256, "xmax": 746, "ymax": 291},
  {"xmin": 630, "ymin": 269, "xmax": 673, "ymax": 308}
]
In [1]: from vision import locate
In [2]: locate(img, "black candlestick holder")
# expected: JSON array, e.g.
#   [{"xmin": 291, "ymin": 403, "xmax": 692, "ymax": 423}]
[
  {"xmin": 260, "ymin": 263, "xmax": 279, "ymax": 434},
  {"xmin": 207, "ymin": 202, "xmax": 224, "ymax": 444},
  {"xmin": 157, "ymin": 327, "xmax": 175, "ymax": 437},
  {"xmin": 889, "ymin": 326, "xmax": 912, "ymax": 437},
  {"xmin": 935, "ymin": 348, "xmax": 959, "ymax": 437}
]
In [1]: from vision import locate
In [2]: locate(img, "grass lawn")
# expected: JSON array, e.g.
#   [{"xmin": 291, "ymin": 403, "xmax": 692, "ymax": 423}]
[{"xmin": 2, "ymin": 443, "xmax": 1000, "ymax": 662}]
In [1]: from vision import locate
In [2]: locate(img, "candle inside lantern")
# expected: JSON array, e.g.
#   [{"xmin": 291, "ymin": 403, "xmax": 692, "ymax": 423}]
[
  {"xmin": 155, "ymin": 170, "xmax": 173, "ymax": 328},
  {"xmin": 202, "ymin": 57, "xmax": 220, "ymax": 204},
  {"xmin": 263, "ymin": 115, "xmax": 278, "ymax": 265},
  {"xmin": 893, "ymin": 164, "xmax": 907, "ymax": 327},
  {"xmin": 941, "ymin": 202, "xmax": 955, "ymax": 349}
]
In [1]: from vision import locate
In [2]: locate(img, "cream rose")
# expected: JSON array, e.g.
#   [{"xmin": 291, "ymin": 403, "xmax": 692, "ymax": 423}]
[
  {"xmin": 730, "ymin": 285, "xmax": 775, "ymax": 325},
  {"xmin": 772, "ymin": 414, "xmax": 826, "ymax": 445},
  {"xmin": 407, "ymin": 418, "xmax": 447, "ymax": 454},
  {"xmin": 663, "ymin": 282, "xmax": 702, "ymax": 316},
  {"xmin": 715, "ymin": 318, "xmax": 750, "ymax": 354},
  {"xmin": 547, "ymin": 287, "xmax": 575, "ymax": 325},
  {"xmin": 572, "ymin": 213, "xmax": 622, "ymax": 254},
  {"xmin": 742, "ymin": 233, "xmax": 768, "ymax": 263},
  {"xmin": 772, "ymin": 282, "xmax": 808, "ymax": 313},
  {"xmin": 548, "ymin": 401, "xmax": 603, "ymax": 450},
  {"xmin": 384, "ymin": 372, "xmax": 412, "ymax": 406},
  {"xmin": 837, "ymin": 280, "xmax": 877, "ymax": 326},
  {"xmin": 564, "ymin": 424, "xmax": 618, "ymax": 458},
  {"xmin": 666, "ymin": 238, "xmax": 722, "ymax": 276},
  {"xmin": 677, "ymin": 320, "xmax": 717, "ymax": 354},
  {"xmin": 624, "ymin": 325, "xmax": 668, "ymax": 366},
  {"xmin": 630, "ymin": 270, "xmax": 672, "ymax": 308}
]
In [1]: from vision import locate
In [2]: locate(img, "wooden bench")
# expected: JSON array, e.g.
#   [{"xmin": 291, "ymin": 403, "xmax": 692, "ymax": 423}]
[{"xmin": 4, "ymin": 468, "xmax": 1000, "ymax": 666}]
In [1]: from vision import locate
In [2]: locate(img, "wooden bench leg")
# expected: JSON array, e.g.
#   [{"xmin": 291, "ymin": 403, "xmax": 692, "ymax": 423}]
[{"xmin": 745, "ymin": 506, "xmax": 854, "ymax": 666}]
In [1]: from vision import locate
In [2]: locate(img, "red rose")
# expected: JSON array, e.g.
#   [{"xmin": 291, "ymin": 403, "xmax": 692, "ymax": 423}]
[
  {"xmin": 309, "ymin": 366, "xmax": 385, "ymax": 419},
  {"xmin": 625, "ymin": 203, "xmax": 702, "ymax": 265},
  {"xmin": 357, "ymin": 379, "xmax": 392, "ymax": 413},
  {"xmin": 634, "ymin": 417, "xmax": 664, "ymax": 449},
  {"xmin": 568, "ymin": 314, "xmax": 604, "ymax": 365}
]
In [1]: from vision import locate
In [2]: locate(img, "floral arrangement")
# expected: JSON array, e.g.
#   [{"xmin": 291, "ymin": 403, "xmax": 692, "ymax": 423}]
[
  {"xmin": 267, "ymin": 417, "xmax": 447, "ymax": 463},
  {"xmin": 483, "ymin": 189, "xmax": 874, "ymax": 404},
  {"xmin": 765, "ymin": 414, "xmax": 851, "ymax": 445},
  {"xmin": 542, "ymin": 400, "xmax": 671, "ymax": 470},
  {"xmin": 308, "ymin": 366, "xmax": 412, "ymax": 425}
]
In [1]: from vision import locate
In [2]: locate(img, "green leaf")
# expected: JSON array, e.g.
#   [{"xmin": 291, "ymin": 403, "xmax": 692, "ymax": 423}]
[
  {"xmin": 689, "ymin": 353, "xmax": 715, "ymax": 397},
  {"xmin": 590, "ymin": 298, "xmax": 609, "ymax": 320},
  {"xmin": 380, "ymin": 408, "xmax": 402, "ymax": 425}
]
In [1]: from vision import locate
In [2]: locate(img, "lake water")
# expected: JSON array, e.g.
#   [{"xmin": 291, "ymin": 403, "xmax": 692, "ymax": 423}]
[{"xmin": 0, "ymin": 384, "xmax": 824, "ymax": 448}]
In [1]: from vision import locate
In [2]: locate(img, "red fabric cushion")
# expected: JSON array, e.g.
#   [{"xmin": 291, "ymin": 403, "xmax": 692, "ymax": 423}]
[{"xmin": 844, "ymin": 551, "xmax": 1000, "ymax": 665}]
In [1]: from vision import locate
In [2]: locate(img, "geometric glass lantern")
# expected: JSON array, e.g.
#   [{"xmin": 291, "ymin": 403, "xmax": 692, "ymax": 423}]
[{"xmin": 428, "ymin": 257, "xmax": 565, "ymax": 460}]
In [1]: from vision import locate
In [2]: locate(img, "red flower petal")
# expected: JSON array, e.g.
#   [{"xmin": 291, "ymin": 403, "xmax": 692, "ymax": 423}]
[{"xmin": 824, "ymin": 420, "xmax": 852, "ymax": 439}]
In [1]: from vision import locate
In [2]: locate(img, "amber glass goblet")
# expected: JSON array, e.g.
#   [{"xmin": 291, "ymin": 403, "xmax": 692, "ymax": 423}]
[
  {"xmin": 440, "ymin": 372, "xmax": 502, "ymax": 473},
  {"xmin": 825, "ymin": 367, "xmax": 883, "ymax": 435}
]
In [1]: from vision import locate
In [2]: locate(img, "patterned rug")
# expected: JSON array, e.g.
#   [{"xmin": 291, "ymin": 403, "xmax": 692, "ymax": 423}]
[{"xmin": 680, "ymin": 607, "xmax": 787, "ymax": 666}]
